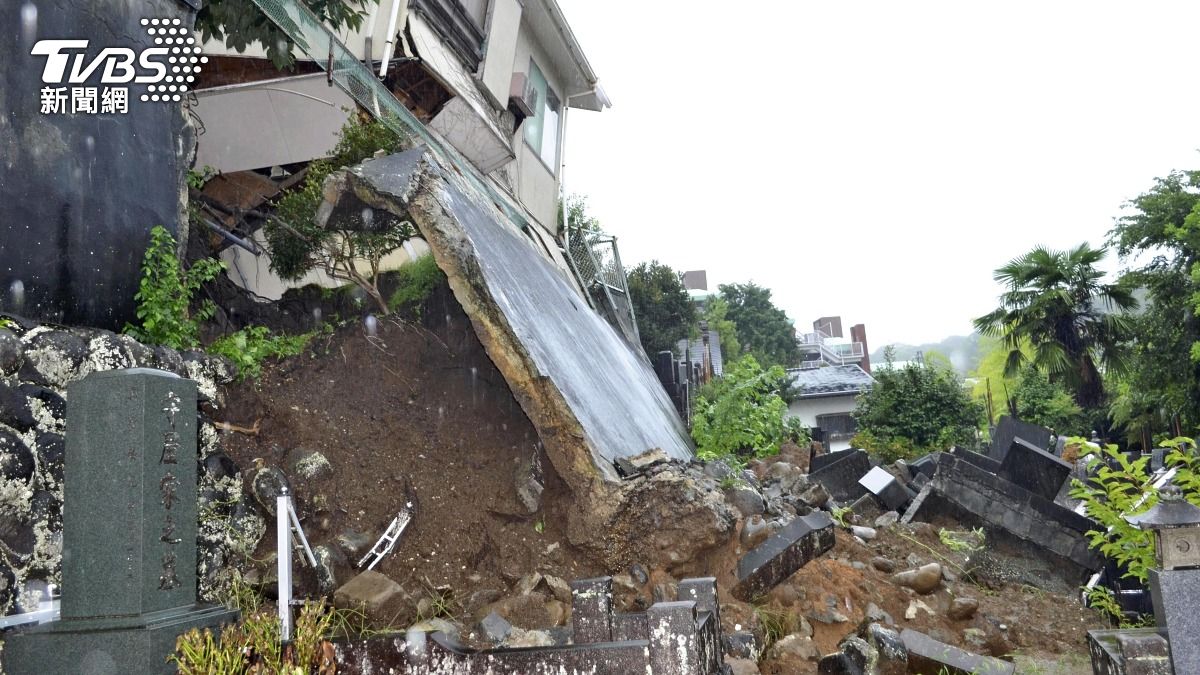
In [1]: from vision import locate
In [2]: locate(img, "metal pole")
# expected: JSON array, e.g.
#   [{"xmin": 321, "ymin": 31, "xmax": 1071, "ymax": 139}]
[{"xmin": 277, "ymin": 490, "xmax": 292, "ymax": 643}]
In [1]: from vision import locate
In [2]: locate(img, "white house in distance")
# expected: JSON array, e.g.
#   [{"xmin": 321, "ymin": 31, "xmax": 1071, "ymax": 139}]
[{"xmin": 785, "ymin": 364, "xmax": 875, "ymax": 452}]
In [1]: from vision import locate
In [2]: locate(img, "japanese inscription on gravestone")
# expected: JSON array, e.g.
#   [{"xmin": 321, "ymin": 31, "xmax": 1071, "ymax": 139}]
[{"xmin": 4, "ymin": 369, "xmax": 237, "ymax": 675}]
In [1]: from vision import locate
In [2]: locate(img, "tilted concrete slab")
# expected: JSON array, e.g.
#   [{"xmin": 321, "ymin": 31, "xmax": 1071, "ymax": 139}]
[{"xmin": 318, "ymin": 147, "xmax": 693, "ymax": 485}]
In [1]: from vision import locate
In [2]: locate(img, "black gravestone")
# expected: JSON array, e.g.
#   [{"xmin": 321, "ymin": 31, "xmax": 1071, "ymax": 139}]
[
  {"xmin": 997, "ymin": 436, "xmax": 1073, "ymax": 502},
  {"xmin": 811, "ymin": 448, "xmax": 860, "ymax": 474},
  {"xmin": 809, "ymin": 449, "xmax": 871, "ymax": 502},
  {"xmin": 733, "ymin": 512, "xmax": 834, "ymax": 601},
  {"xmin": 5, "ymin": 369, "xmax": 237, "ymax": 675},
  {"xmin": 988, "ymin": 416, "xmax": 1051, "ymax": 462}
]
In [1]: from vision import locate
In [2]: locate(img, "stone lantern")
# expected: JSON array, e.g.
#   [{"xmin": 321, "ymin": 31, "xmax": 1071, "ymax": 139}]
[{"xmin": 1125, "ymin": 484, "xmax": 1200, "ymax": 673}]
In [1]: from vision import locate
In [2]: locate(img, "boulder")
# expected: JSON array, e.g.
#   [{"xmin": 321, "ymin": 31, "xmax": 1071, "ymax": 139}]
[
  {"xmin": 892, "ymin": 563, "xmax": 942, "ymax": 595},
  {"xmin": 0, "ymin": 384, "xmax": 35, "ymax": 432},
  {"xmin": 948, "ymin": 597, "xmax": 979, "ymax": 621},
  {"xmin": 0, "ymin": 329, "xmax": 23, "ymax": 376},
  {"xmin": 727, "ymin": 486, "xmax": 766, "ymax": 517},
  {"xmin": 0, "ymin": 429, "xmax": 34, "ymax": 482}
]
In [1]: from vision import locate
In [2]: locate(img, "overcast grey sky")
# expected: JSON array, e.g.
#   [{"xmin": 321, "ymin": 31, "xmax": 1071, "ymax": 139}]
[{"xmin": 555, "ymin": 0, "xmax": 1200, "ymax": 348}]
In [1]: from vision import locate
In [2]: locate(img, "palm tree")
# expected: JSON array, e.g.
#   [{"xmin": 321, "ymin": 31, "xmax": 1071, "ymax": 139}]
[{"xmin": 973, "ymin": 243, "xmax": 1137, "ymax": 410}]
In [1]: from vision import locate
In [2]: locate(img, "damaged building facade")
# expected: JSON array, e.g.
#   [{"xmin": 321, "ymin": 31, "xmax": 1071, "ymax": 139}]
[{"xmin": 191, "ymin": 0, "xmax": 610, "ymax": 303}]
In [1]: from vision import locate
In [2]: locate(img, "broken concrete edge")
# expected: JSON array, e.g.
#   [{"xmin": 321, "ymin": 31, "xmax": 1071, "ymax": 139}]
[{"xmin": 322, "ymin": 149, "xmax": 614, "ymax": 497}]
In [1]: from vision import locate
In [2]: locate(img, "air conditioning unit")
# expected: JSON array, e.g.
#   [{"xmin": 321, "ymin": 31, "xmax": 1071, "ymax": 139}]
[{"xmin": 509, "ymin": 72, "xmax": 539, "ymax": 117}]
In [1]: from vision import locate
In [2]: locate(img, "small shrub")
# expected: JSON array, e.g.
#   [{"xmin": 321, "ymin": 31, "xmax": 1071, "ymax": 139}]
[
  {"xmin": 1068, "ymin": 438, "xmax": 1159, "ymax": 583},
  {"xmin": 124, "ymin": 225, "xmax": 224, "ymax": 350},
  {"xmin": 691, "ymin": 356, "xmax": 793, "ymax": 464},
  {"xmin": 172, "ymin": 598, "xmax": 335, "ymax": 674},
  {"xmin": 387, "ymin": 254, "xmax": 444, "ymax": 316},
  {"xmin": 938, "ymin": 527, "xmax": 985, "ymax": 553},
  {"xmin": 208, "ymin": 326, "xmax": 313, "ymax": 381}
]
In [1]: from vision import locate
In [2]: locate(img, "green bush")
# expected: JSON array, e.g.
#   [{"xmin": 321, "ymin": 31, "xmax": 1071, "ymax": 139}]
[
  {"xmin": 851, "ymin": 429, "xmax": 927, "ymax": 464},
  {"xmin": 267, "ymin": 117, "xmax": 413, "ymax": 314},
  {"xmin": 208, "ymin": 326, "xmax": 313, "ymax": 381},
  {"xmin": 387, "ymin": 254, "xmax": 444, "ymax": 316},
  {"xmin": 124, "ymin": 225, "xmax": 224, "ymax": 350},
  {"xmin": 854, "ymin": 358, "xmax": 984, "ymax": 451},
  {"xmin": 691, "ymin": 356, "xmax": 796, "ymax": 464},
  {"xmin": 1068, "ymin": 438, "xmax": 1159, "ymax": 583}
]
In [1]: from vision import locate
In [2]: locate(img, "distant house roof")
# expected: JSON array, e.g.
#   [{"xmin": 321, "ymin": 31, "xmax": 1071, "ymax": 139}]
[
  {"xmin": 788, "ymin": 364, "xmax": 875, "ymax": 398},
  {"xmin": 677, "ymin": 330, "xmax": 724, "ymax": 378}
]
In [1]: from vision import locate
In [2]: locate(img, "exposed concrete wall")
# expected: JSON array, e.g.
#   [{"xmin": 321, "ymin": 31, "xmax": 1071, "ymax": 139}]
[{"xmin": 786, "ymin": 395, "xmax": 857, "ymax": 452}]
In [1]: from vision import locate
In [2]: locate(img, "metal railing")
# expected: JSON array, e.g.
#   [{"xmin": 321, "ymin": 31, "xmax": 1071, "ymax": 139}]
[
  {"xmin": 798, "ymin": 329, "xmax": 864, "ymax": 367},
  {"xmin": 563, "ymin": 227, "xmax": 639, "ymax": 345}
]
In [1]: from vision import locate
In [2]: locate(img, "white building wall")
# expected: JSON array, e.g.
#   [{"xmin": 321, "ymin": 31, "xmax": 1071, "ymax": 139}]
[
  {"xmin": 786, "ymin": 395, "xmax": 859, "ymax": 453},
  {"xmin": 503, "ymin": 24, "xmax": 565, "ymax": 234}
]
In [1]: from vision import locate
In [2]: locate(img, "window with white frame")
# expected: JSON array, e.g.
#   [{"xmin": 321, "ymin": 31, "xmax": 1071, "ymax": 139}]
[{"xmin": 522, "ymin": 60, "xmax": 561, "ymax": 170}]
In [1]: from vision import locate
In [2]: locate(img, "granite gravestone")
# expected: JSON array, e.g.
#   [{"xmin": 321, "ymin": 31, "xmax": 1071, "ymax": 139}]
[
  {"xmin": 5, "ymin": 369, "xmax": 237, "ymax": 675},
  {"xmin": 997, "ymin": 436, "xmax": 1072, "ymax": 501},
  {"xmin": 987, "ymin": 415, "xmax": 1051, "ymax": 462}
]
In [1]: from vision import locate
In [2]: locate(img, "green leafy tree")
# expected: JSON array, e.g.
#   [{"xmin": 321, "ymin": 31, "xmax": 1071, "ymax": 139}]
[
  {"xmin": 974, "ymin": 243, "xmax": 1136, "ymax": 411},
  {"xmin": 1107, "ymin": 169, "xmax": 1200, "ymax": 440},
  {"xmin": 691, "ymin": 356, "xmax": 801, "ymax": 462},
  {"xmin": 626, "ymin": 261, "xmax": 697, "ymax": 356},
  {"xmin": 196, "ymin": 0, "xmax": 371, "ymax": 69},
  {"xmin": 559, "ymin": 194, "xmax": 601, "ymax": 232},
  {"xmin": 854, "ymin": 355, "xmax": 984, "ymax": 457},
  {"xmin": 702, "ymin": 296, "xmax": 741, "ymax": 359},
  {"xmin": 267, "ymin": 117, "xmax": 412, "ymax": 315},
  {"xmin": 1010, "ymin": 367, "xmax": 1084, "ymax": 433},
  {"xmin": 718, "ymin": 282, "xmax": 800, "ymax": 367},
  {"xmin": 124, "ymin": 226, "xmax": 225, "ymax": 350}
]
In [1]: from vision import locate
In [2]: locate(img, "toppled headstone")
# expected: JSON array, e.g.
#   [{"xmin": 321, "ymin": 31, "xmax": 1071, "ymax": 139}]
[
  {"xmin": 859, "ymin": 466, "xmax": 911, "ymax": 511},
  {"xmin": 988, "ymin": 415, "xmax": 1051, "ymax": 462},
  {"xmin": 809, "ymin": 450, "xmax": 870, "ymax": 502},
  {"xmin": 810, "ymin": 448, "xmax": 859, "ymax": 474},
  {"xmin": 901, "ymin": 628, "xmax": 1015, "ymax": 675},
  {"xmin": 902, "ymin": 453, "xmax": 1101, "ymax": 582},
  {"xmin": 997, "ymin": 437, "xmax": 1072, "ymax": 501},
  {"xmin": 733, "ymin": 512, "xmax": 834, "ymax": 601}
]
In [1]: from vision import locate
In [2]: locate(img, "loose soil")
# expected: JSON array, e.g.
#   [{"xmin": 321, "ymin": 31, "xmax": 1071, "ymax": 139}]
[{"xmin": 212, "ymin": 283, "xmax": 1108, "ymax": 670}]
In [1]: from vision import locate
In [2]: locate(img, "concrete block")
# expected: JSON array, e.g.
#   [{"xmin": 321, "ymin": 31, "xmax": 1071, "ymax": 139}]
[
  {"xmin": 989, "ymin": 416, "xmax": 1051, "ymax": 462},
  {"xmin": 901, "ymin": 628, "xmax": 1015, "ymax": 674},
  {"xmin": 733, "ymin": 512, "xmax": 835, "ymax": 601},
  {"xmin": 998, "ymin": 437, "xmax": 1072, "ymax": 501}
]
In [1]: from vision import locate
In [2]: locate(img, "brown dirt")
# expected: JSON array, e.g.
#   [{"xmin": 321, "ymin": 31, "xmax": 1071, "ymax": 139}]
[
  {"xmin": 216, "ymin": 287, "xmax": 603, "ymax": 610},
  {"xmin": 211, "ymin": 283, "xmax": 1108, "ymax": 669}
]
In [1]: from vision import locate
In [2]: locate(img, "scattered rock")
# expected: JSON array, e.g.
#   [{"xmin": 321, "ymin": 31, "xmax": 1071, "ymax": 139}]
[
  {"xmin": 513, "ymin": 452, "xmax": 543, "ymax": 513},
  {"xmin": 725, "ymin": 631, "xmax": 760, "ymax": 660},
  {"xmin": 725, "ymin": 657, "xmax": 761, "ymax": 675},
  {"xmin": 614, "ymin": 448, "xmax": 669, "ymax": 477},
  {"xmin": 904, "ymin": 599, "xmax": 935, "ymax": 620},
  {"xmin": 0, "ymin": 513, "xmax": 35, "ymax": 558},
  {"xmin": 479, "ymin": 610, "xmax": 512, "ymax": 643},
  {"xmin": 865, "ymin": 602, "xmax": 894, "ymax": 626},
  {"xmin": 818, "ymin": 635, "xmax": 878, "ymax": 674},
  {"xmin": 870, "ymin": 556, "xmax": 897, "ymax": 573},
  {"xmin": 503, "ymin": 627, "xmax": 553, "ymax": 648},
  {"xmin": 291, "ymin": 450, "xmax": 333, "ymax": 481},
  {"xmin": 541, "ymin": 575, "xmax": 572, "ymax": 604},
  {"xmin": 795, "ymin": 482, "xmax": 830, "ymax": 508},
  {"xmin": 766, "ymin": 633, "xmax": 821, "ymax": 662},
  {"xmin": 482, "ymin": 591, "xmax": 557, "ymax": 629},
  {"xmin": 311, "ymin": 545, "xmax": 340, "ymax": 595},
  {"xmin": 874, "ymin": 511, "xmax": 900, "ymax": 529},
  {"xmin": 850, "ymin": 525, "xmax": 877, "ymax": 541},
  {"xmin": 251, "ymin": 465, "xmax": 290, "ymax": 515},
  {"xmin": 893, "ymin": 562, "xmax": 942, "ymax": 595},
  {"xmin": 702, "ymin": 459, "xmax": 733, "ymax": 480},
  {"xmin": 408, "ymin": 617, "xmax": 459, "ymax": 640},
  {"xmin": 629, "ymin": 563, "xmax": 649, "ymax": 585},
  {"xmin": 727, "ymin": 485, "xmax": 766, "ymax": 517},
  {"xmin": 948, "ymin": 597, "xmax": 979, "ymax": 621},
  {"xmin": 333, "ymin": 570, "xmax": 409, "ymax": 624},
  {"xmin": 515, "ymin": 572, "xmax": 543, "ymax": 596},
  {"xmin": 741, "ymin": 514, "xmax": 770, "ymax": 549}
]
